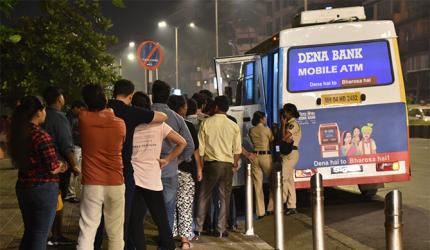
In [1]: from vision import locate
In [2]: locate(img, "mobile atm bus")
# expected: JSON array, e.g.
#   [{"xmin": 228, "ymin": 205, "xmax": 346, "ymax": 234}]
[{"xmin": 214, "ymin": 7, "xmax": 410, "ymax": 195}]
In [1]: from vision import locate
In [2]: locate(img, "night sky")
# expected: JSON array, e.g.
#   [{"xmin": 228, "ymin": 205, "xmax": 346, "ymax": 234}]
[
  {"xmin": 102, "ymin": 1, "xmax": 181, "ymax": 45},
  {"xmin": 5, "ymin": 0, "xmax": 182, "ymax": 42},
  {"xmin": 3, "ymin": 0, "xmax": 267, "ymax": 94}
]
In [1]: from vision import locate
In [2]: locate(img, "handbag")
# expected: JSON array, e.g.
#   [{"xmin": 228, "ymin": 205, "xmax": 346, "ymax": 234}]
[{"xmin": 279, "ymin": 140, "xmax": 294, "ymax": 155}]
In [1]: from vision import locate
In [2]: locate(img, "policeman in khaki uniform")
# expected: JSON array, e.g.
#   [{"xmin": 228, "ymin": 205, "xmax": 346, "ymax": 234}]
[
  {"xmin": 249, "ymin": 111, "xmax": 274, "ymax": 218},
  {"xmin": 280, "ymin": 103, "xmax": 302, "ymax": 215}
]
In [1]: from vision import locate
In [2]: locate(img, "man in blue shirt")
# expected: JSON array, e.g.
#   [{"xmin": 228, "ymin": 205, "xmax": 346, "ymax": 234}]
[
  {"xmin": 151, "ymin": 80, "xmax": 195, "ymax": 230},
  {"xmin": 65, "ymin": 100, "xmax": 87, "ymax": 203},
  {"xmin": 43, "ymin": 86, "xmax": 80, "ymax": 246}
]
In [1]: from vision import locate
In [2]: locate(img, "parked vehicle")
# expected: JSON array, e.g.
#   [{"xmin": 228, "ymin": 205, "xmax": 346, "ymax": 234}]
[
  {"xmin": 408, "ymin": 105, "xmax": 430, "ymax": 122},
  {"xmin": 214, "ymin": 7, "xmax": 410, "ymax": 196}
]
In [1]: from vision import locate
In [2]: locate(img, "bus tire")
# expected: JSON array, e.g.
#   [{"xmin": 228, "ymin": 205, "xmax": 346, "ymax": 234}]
[{"xmin": 358, "ymin": 184, "xmax": 382, "ymax": 197}]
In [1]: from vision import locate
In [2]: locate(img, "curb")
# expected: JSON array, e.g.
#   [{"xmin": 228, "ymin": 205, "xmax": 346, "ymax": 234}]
[
  {"xmin": 189, "ymin": 230, "xmax": 274, "ymax": 250},
  {"xmin": 294, "ymin": 213, "xmax": 375, "ymax": 250},
  {"xmin": 230, "ymin": 231, "xmax": 274, "ymax": 250}
]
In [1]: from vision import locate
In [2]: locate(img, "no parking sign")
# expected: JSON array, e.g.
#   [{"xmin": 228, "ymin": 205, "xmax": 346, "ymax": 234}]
[{"xmin": 137, "ymin": 40, "xmax": 163, "ymax": 70}]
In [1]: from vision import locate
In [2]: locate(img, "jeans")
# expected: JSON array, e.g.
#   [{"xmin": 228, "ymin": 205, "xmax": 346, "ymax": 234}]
[
  {"xmin": 94, "ymin": 214, "xmax": 104, "ymax": 250},
  {"xmin": 16, "ymin": 182, "xmax": 59, "ymax": 250},
  {"xmin": 124, "ymin": 164, "xmax": 136, "ymax": 250},
  {"xmin": 161, "ymin": 175, "xmax": 179, "ymax": 230},
  {"xmin": 66, "ymin": 146, "xmax": 82, "ymax": 199},
  {"xmin": 228, "ymin": 191, "xmax": 237, "ymax": 228},
  {"xmin": 59, "ymin": 171, "xmax": 71, "ymax": 199}
]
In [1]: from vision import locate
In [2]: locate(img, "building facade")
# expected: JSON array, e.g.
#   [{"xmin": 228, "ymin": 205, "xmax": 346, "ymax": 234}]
[{"xmin": 364, "ymin": 0, "xmax": 430, "ymax": 104}]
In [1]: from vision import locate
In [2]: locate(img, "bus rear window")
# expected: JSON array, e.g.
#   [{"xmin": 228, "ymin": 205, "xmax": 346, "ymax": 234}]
[{"xmin": 287, "ymin": 40, "xmax": 394, "ymax": 92}]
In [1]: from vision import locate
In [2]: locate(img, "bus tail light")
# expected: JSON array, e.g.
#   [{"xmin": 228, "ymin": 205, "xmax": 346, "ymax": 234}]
[
  {"xmin": 296, "ymin": 168, "xmax": 318, "ymax": 178},
  {"xmin": 376, "ymin": 162, "xmax": 400, "ymax": 172}
]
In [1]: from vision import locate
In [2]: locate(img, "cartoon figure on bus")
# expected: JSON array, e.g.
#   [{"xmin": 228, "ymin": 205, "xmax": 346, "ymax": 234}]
[
  {"xmin": 352, "ymin": 126, "xmax": 362, "ymax": 146},
  {"xmin": 340, "ymin": 131, "xmax": 356, "ymax": 156},
  {"xmin": 358, "ymin": 123, "xmax": 377, "ymax": 154},
  {"xmin": 351, "ymin": 126, "xmax": 362, "ymax": 155}
]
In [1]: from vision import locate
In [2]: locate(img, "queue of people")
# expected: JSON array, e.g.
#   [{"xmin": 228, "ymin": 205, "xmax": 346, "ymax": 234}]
[{"xmin": 8, "ymin": 77, "xmax": 302, "ymax": 250}]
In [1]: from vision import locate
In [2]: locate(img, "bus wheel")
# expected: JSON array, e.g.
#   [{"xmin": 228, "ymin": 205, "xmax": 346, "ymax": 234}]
[{"xmin": 358, "ymin": 184, "xmax": 382, "ymax": 197}]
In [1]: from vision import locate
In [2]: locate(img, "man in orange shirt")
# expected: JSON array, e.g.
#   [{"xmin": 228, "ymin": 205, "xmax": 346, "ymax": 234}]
[{"xmin": 77, "ymin": 84, "xmax": 126, "ymax": 250}]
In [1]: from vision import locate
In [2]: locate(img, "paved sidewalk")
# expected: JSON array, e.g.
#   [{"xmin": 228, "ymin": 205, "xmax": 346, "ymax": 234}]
[
  {"xmin": 0, "ymin": 158, "xmax": 373, "ymax": 249},
  {"xmin": 0, "ymin": 159, "xmax": 271, "ymax": 250},
  {"xmin": 254, "ymin": 211, "xmax": 373, "ymax": 250}
]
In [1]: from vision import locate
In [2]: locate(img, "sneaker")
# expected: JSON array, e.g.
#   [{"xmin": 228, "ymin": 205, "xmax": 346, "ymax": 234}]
[
  {"xmin": 71, "ymin": 197, "xmax": 80, "ymax": 203},
  {"xmin": 56, "ymin": 236, "xmax": 76, "ymax": 246},
  {"xmin": 213, "ymin": 230, "xmax": 229, "ymax": 238},
  {"xmin": 47, "ymin": 237, "xmax": 57, "ymax": 246},
  {"xmin": 64, "ymin": 196, "xmax": 80, "ymax": 203},
  {"xmin": 285, "ymin": 208, "xmax": 298, "ymax": 216},
  {"xmin": 227, "ymin": 224, "xmax": 238, "ymax": 231}
]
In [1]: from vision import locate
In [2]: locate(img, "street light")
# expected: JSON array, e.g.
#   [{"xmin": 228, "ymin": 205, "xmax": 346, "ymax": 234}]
[
  {"xmin": 129, "ymin": 41, "xmax": 135, "ymax": 48},
  {"xmin": 158, "ymin": 21, "xmax": 167, "ymax": 28},
  {"xmin": 157, "ymin": 21, "xmax": 196, "ymax": 90},
  {"xmin": 127, "ymin": 53, "xmax": 135, "ymax": 61}
]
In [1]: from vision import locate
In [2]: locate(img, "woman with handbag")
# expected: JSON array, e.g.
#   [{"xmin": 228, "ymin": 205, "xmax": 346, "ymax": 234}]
[{"xmin": 280, "ymin": 103, "xmax": 302, "ymax": 215}]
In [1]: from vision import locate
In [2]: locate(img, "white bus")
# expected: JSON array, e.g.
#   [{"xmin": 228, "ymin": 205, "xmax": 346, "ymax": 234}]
[{"xmin": 215, "ymin": 7, "xmax": 410, "ymax": 195}]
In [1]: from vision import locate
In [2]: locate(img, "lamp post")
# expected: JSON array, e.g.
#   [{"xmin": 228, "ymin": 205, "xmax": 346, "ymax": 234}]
[
  {"xmin": 175, "ymin": 26, "xmax": 178, "ymax": 90},
  {"xmin": 117, "ymin": 41, "xmax": 136, "ymax": 77},
  {"xmin": 158, "ymin": 21, "xmax": 195, "ymax": 90},
  {"xmin": 215, "ymin": 0, "xmax": 219, "ymax": 57}
]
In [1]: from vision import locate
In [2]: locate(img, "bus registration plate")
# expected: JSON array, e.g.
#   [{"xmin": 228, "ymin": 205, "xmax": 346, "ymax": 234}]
[{"xmin": 321, "ymin": 92, "xmax": 361, "ymax": 106}]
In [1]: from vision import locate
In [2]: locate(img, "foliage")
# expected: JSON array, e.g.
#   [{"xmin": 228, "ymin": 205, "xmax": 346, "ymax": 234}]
[
  {"xmin": 0, "ymin": 0, "xmax": 21, "ymax": 44},
  {"xmin": 0, "ymin": 0, "xmax": 120, "ymax": 107},
  {"xmin": 0, "ymin": 0, "xmax": 17, "ymax": 15},
  {"xmin": 406, "ymin": 95, "xmax": 413, "ymax": 104},
  {"xmin": 112, "ymin": 0, "xmax": 125, "ymax": 9}
]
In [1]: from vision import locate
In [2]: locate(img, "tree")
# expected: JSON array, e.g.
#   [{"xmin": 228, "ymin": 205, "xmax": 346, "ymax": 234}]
[
  {"xmin": 0, "ymin": 0, "xmax": 22, "ymax": 45},
  {"xmin": 0, "ymin": 0, "xmax": 120, "ymax": 108}
]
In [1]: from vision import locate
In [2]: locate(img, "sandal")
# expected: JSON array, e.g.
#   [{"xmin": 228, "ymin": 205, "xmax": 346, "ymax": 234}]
[
  {"xmin": 191, "ymin": 232, "xmax": 201, "ymax": 241},
  {"xmin": 180, "ymin": 241, "xmax": 192, "ymax": 249}
]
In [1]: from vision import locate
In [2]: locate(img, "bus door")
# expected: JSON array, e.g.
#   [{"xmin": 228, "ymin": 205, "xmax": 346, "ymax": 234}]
[
  {"xmin": 261, "ymin": 50, "xmax": 284, "ymax": 129},
  {"xmin": 214, "ymin": 54, "xmax": 266, "ymax": 186}
]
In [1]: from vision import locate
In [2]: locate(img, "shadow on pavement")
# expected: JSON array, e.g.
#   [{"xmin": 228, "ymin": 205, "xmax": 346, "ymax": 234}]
[{"xmin": 295, "ymin": 187, "xmax": 430, "ymax": 250}]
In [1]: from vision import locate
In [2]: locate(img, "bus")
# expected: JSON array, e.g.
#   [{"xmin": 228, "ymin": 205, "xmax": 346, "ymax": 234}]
[{"xmin": 214, "ymin": 7, "xmax": 410, "ymax": 195}]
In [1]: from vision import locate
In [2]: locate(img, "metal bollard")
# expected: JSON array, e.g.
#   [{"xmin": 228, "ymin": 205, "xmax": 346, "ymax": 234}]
[
  {"xmin": 274, "ymin": 171, "xmax": 285, "ymax": 250},
  {"xmin": 385, "ymin": 190, "xmax": 403, "ymax": 250},
  {"xmin": 245, "ymin": 163, "xmax": 254, "ymax": 235},
  {"xmin": 311, "ymin": 173, "xmax": 325, "ymax": 250}
]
